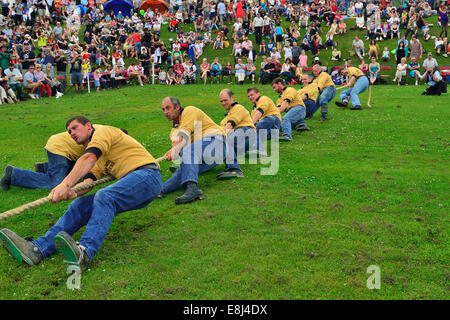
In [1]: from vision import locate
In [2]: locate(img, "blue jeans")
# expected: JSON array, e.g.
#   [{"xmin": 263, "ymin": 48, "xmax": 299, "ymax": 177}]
[
  {"xmin": 226, "ymin": 126, "xmax": 256, "ymax": 166},
  {"xmin": 162, "ymin": 135, "xmax": 239, "ymax": 194},
  {"xmin": 11, "ymin": 151, "xmax": 74, "ymax": 189},
  {"xmin": 134, "ymin": 42, "xmax": 142, "ymax": 55},
  {"xmin": 280, "ymin": 71, "xmax": 293, "ymax": 82},
  {"xmin": 33, "ymin": 167, "xmax": 162, "ymax": 260},
  {"xmin": 254, "ymin": 115, "xmax": 281, "ymax": 152},
  {"xmin": 317, "ymin": 86, "xmax": 337, "ymax": 116},
  {"xmin": 305, "ymin": 99, "xmax": 320, "ymax": 118},
  {"xmin": 340, "ymin": 76, "xmax": 369, "ymax": 106},
  {"xmin": 281, "ymin": 106, "xmax": 306, "ymax": 138}
]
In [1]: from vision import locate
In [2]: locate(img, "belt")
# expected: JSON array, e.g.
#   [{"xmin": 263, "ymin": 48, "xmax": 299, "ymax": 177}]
[{"xmin": 136, "ymin": 163, "xmax": 159, "ymax": 171}]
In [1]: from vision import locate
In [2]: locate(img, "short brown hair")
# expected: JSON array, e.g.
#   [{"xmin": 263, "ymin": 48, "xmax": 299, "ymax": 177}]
[
  {"xmin": 271, "ymin": 78, "xmax": 285, "ymax": 85},
  {"xmin": 66, "ymin": 116, "xmax": 91, "ymax": 129},
  {"xmin": 246, "ymin": 87, "xmax": 259, "ymax": 94}
]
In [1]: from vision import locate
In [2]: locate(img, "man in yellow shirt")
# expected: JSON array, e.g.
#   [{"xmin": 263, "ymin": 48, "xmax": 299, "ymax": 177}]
[
  {"xmin": 246, "ymin": 87, "xmax": 281, "ymax": 154},
  {"xmin": 312, "ymin": 64, "xmax": 336, "ymax": 121},
  {"xmin": 335, "ymin": 66, "xmax": 369, "ymax": 110},
  {"xmin": 298, "ymin": 73, "xmax": 321, "ymax": 123},
  {"xmin": 161, "ymin": 96, "xmax": 241, "ymax": 204},
  {"xmin": 217, "ymin": 89, "xmax": 255, "ymax": 179},
  {"xmin": 1, "ymin": 132, "xmax": 86, "ymax": 191},
  {"xmin": 271, "ymin": 77, "xmax": 309, "ymax": 142},
  {"xmin": 0, "ymin": 116, "xmax": 162, "ymax": 273}
]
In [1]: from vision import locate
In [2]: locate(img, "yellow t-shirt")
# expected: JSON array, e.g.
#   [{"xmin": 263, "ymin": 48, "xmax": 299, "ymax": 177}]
[
  {"xmin": 313, "ymin": 71, "xmax": 335, "ymax": 91},
  {"xmin": 347, "ymin": 67, "xmax": 365, "ymax": 87},
  {"xmin": 220, "ymin": 103, "xmax": 256, "ymax": 130},
  {"xmin": 277, "ymin": 87, "xmax": 305, "ymax": 111},
  {"xmin": 87, "ymin": 125, "xmax": 159, "ymax": 179},
  {"xmin": 251, "ymin": 96, "xmax": 282, "ymax": 122},
  {"xmin": 174, "ymin": 106, "xmax": 225, "ymax": 144},
  {"xmin": 44, "ymin": 132, "xmax": 86, "ymax": 162},
  {"xmin": 298, "ymin": 82, "xmax": 320, "ymax": 102}
]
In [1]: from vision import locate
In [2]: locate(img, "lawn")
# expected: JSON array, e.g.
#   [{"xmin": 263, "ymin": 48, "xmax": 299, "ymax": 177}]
[{"xmin": 0, "ymin": 83, "xmax": 448, "ymax": 300}]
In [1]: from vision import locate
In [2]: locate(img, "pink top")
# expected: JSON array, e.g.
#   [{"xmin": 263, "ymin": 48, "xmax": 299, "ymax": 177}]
[{"xmin": 300, "ymin": 55, "xmax": 308, "ymax": 67}]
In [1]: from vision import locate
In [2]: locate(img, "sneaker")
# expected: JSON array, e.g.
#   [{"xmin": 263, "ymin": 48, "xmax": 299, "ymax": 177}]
[
  {"xmin": 443, "ymin": 53, "xmax": 448, "ymax": 58},
  {"xmin": 318, "ymin": 115, "xmax": 328, "ymax": 121},
  {"xmin": 175, "ymin": 182, "xmax": 204, "ymax": 204},
  {"xmin": 279, "ymin": 135, "xmax": 293, "ymax": 142},
  {"xmin": 29, "ymin": 93, "xmax": 36, "ymax": 99},
  {"xmin": 216, "ymin": 168, "xmax": 244, "ymax": 180},
  {"xmin": 34, "ymin": 162, "xmax": 46, "ymax": 173},
  {"xmin": 0, "ymin": 228, "xmax": 43, "ymax": 266},
  {"xmin": 296, "ymin": 124, "xmax": 310, "ymax": 131},
  {"xmin": 415, "ymin": 81, "xmax": 418, "ymax": 86},
  {"xmin": 335, "ymin": 101, "xmax": 348, "ymax": 107},
  {"xmin": 350, "ymin": 105, "xmax": 363, "ymax": 110},
  {"xmin": 54, "ymin": 231, "xmax": 90, "ymax": 273},
  {"xmin": 1, "ymin": 165, "xmax": 13, "ymax": 191}
]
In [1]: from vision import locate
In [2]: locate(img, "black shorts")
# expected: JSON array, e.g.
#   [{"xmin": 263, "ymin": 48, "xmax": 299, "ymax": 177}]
[{"xmin": 276, "ymin": 35, "xmax": 283, "ymax": 43}]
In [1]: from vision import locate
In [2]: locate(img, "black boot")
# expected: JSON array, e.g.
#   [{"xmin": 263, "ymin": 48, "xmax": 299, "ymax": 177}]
[
  {"xmin": 335, "ymin": 101, "xmax": 348, "ymax": 107},
  {"xmin": 1, "ymin": 165, "xmax": 13, "ymax": 191},
  {"xmin": 175, "ymin": 182, "xmax": 204, "ymax": 204}
]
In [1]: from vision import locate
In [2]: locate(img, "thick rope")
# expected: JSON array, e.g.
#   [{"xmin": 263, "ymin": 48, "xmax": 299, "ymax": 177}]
[{"xmin": 0, "ymin": 155, "xmax": 167, "ymax": 221}]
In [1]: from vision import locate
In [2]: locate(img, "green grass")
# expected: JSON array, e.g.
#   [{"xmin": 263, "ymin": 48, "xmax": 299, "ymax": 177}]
[{"xmin": 0, "ymin": 83, "xmax": 448, "ymax": 299}]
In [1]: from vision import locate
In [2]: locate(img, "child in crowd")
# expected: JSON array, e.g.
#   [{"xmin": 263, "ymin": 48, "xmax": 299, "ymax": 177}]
[
  {"xmin": 159, "ymin": 68, "xmax": 167, "ymax": 85},
  {"xmin": 382, "ymin": 47, "xmax": 390, "ymax": 61}
]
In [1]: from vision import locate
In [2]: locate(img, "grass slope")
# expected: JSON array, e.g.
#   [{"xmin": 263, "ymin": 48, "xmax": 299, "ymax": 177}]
[{"xmin": 0, "ymin": 84, "xmax": 448, "ymax": 299}]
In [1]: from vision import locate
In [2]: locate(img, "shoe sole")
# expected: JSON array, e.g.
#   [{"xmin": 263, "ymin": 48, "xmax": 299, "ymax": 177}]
[
  {"xmin": 1, "ymin": 166, "xmax": 12, "ymax": 191},
  {"xmin": 175, "ymin": 194, "xmax": 204, "ymax": 204},
  {"xmin": 279, "ymin": 138, "xmax": 292, "ymax": 142},
  {"xmin": 0, "ymin": 230, "xmax": 35, "ymax": 266},
  {"xmin": 54, "ymin": 233, "xmax": 79, "ymax": 266},
  {"xmin": 216, "ymin": 174, "xmax": 244, "ymax": 180}
]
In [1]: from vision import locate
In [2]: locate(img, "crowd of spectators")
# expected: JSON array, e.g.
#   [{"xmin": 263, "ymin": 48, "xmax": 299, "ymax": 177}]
[{"xmin": 0, "ymin": 0, "xmax": 448, "ymax": 104}]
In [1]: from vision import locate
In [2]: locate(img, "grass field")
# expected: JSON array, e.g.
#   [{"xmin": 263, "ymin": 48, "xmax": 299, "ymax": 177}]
[{"xmin": 0, "ymin": 83, "xmax": 448, "ymax": 300}]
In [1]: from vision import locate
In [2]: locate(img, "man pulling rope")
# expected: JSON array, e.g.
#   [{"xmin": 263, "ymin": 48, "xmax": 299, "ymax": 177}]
[{"xmin": 0, "ymin": 116, "xmax": 163, "ymax": 273}]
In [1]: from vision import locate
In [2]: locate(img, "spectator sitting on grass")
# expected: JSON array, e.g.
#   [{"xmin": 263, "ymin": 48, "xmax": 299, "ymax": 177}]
[
  {"xmin": 393, "ymin": 57, "xmax": 408, "ymax": 86},
  {"xmin": 408, "ymin": 56, "xmax": 421, "ymax": 86},
  {"xmin": 368, "ymin": 57, "xmax": 380, "ymax": 85},
  {"xmin": 235, "ymin": 58, "xmax": 246, "ymax": 85},
  {"xmin": 200, "ymin": 58, "xmax": 211, "ymax": 85},
  {"xmin": 127, "ymin": 62, "xmax": 144, "ymax": 86},
  {"xmin": 210, "ymin": 58, "xmax": 222, "ymax": 84},
  {"xmin": 159, "ymin": 68, "xmax": 167, "ymax": 85},
  {"xmin": 245, "ymin": 58, "xmax": 256, "ymax": 84}
]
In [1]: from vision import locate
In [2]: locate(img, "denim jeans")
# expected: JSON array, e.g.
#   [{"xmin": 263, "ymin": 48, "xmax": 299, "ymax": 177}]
[
  {"xmin": 340, "ymin": 76, "xmax": 369, "ymax": 106},
  {"xmin": 11, "ymin": 151, "xmax": 74, "ymax": 189},
  {"xmin": 226, "ymin": 126, "xmax": 256, "ymax": 166},
  {"xmin": 162, "ymin": 135, "xmax": 238, "ymax": 194},
  {"xmin": 317, "ymin": 86, "xmax": 337, "ymax": 116},
  {"xmin": 281, "ymin": 106, "xmax": 306, "ymax": 138},
  {"xmin": 305, "ymin": 99, "xmax": 320, "ymax": 118},
  {"xmin": 254, "ymin": 115, "xmax": 281, "ymax": 152},
  {"xmin": 33, "ymin": 167, "xmax": 162, "ymax": 260}
]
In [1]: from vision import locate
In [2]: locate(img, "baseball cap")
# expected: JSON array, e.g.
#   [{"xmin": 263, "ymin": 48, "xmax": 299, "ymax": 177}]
[{"xmin": 314, "ymin": 57, "xmax": 320, "ymax": 61}]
